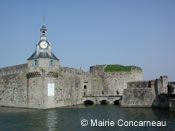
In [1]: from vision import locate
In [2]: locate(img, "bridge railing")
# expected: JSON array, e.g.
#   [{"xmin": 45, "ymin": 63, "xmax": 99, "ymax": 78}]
[{"xmin": 86, "ymin": 90, "xmax": 120, "ymax": 97}]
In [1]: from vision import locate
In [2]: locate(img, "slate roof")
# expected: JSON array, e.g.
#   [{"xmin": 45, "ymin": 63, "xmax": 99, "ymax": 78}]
[{"xmin": 28, "ymin": 51, "xmax": 59, "ymax": 60}]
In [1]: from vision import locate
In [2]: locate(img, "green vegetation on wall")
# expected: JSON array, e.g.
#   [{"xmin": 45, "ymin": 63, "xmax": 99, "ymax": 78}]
[{"xmin": 95, "ymin": 64, "xmax": 142, "ymax": 72}]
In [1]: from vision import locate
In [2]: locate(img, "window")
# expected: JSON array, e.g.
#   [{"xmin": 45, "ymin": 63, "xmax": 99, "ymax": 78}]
[
  {"xmin": 102, "ymin": 91, "xmax": 104, "ymax": 95},
  {"xmin": 49, "ymin": 60, "xmax": 55, "ymax": 66},
  {"xmin": 84, "ymin": 85, "xmax": 87, "ymax": 96},
  {"xmin": 32, "ymin": 60, "xmax": 39, "ymax": 66},
  {"xmin": 48, "ymin": 83, "xmax": 55, "ymax": 96}
]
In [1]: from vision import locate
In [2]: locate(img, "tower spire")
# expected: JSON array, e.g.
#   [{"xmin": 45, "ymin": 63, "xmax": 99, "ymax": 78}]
[{"xmin": 42, "ymin": 16, "xmax": 45, "ymax": 25}]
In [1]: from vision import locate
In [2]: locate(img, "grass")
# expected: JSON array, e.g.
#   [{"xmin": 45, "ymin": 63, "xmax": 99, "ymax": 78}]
[{"xmin": 95, "ymin": 64, "xmax": 142, "ymax": 72}]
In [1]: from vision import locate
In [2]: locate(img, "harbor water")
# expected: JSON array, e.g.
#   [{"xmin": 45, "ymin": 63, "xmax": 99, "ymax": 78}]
[{"xmin": 0, "ymin": 105, "xmax": 175, "ymax": 131}]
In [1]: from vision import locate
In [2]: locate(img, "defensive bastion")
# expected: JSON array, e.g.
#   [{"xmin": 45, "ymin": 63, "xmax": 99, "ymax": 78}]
[{"xmin": 121, "ymin": 76, "xmax": 175, "ymax": 110}]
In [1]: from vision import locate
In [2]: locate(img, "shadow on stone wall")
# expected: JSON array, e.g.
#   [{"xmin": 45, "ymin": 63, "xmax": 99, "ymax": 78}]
[{"xmin": 152, "ymin": 94, "xmax": 175, "ymax": 109}]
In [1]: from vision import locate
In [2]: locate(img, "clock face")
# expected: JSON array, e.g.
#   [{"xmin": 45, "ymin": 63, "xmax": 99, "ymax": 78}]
[{"xmin": 40, "ymin": 41, "xmax": 48, "ymax": 49}]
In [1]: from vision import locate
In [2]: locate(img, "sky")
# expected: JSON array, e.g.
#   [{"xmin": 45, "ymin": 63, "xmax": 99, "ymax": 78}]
[{"xmin": 0, "ymin": 0, "xmax": 175, "ymax": 81}]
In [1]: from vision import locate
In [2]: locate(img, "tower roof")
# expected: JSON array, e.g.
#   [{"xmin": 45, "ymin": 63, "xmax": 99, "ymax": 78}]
[
  {"xmin": 40, "ymin": 25, "xmax": 47, "ymax": 31},
  {"xmin": 28, "ymin": 25, "xmax": 59, "ymax": 61},
  {"xmin": 28, "ymin": 51, "xmax": 59, "ymax": 60}
]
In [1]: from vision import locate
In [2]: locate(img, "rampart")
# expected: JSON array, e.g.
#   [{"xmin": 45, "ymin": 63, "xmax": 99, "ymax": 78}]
[
  {"xmin": 61, "ymin": 67, "xmax": 84, "ymax": 75},
  {"xmin": 0, "ymin": 64, "xmax": 28, "ymax": 108},
  {"xmin": 0, "ymin": 64, "xmax": 27, "ymax": 76},
  {"xmin": 121, "ymin": 76, "xmax": 168, "ymax": 108},
  {"xmin": 89, "ymin": 65, "xmax": 143, "ymax": 96},
  {"xmin": 0, "ymin": 63, "xmax": 143, "ymax": 109}
]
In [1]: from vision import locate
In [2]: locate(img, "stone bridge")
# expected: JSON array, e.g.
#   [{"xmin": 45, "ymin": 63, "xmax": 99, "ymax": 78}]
[{"xmin": 82, "ymin": 95, "xmax": 122, "ymax": 105}]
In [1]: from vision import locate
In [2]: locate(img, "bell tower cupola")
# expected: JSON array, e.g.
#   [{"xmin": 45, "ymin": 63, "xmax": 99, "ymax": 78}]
[{"xmin": 40, "ymin": 25, "xmax": 47, "ymax": 40}]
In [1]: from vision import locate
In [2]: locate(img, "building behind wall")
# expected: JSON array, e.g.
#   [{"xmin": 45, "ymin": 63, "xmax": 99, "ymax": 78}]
[{"xmin": 0, "ymin": 25, "xmax": 143, "ymax": 109}]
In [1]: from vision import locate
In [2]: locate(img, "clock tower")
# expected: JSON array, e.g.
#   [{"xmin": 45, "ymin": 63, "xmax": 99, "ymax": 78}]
[
  {"xmin": 27, "ymin": 25, "xmax": 60, "ymax": 109},
  {"xmin": 28, "ymin": 25, "xmax": 59, "ymax": 71}
]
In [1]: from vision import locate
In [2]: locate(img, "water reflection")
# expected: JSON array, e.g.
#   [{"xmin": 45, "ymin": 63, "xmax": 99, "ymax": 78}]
[
  {"xmin": 46, "ymin": 110, "xmax": 57, "ymax": 131},
  {"xmin": 0, "ymin": 105, "xmax": 174, "ymax": 131}
]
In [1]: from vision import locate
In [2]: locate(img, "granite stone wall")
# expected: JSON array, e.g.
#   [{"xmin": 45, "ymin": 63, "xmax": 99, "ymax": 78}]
[
  {"xmin": 0, "ymin": 63, "xmax": 143, "ymax": 109},
  {"xmin": 0, "ymin": 66, "xmax": 28, "ymax": 108},
  {"xmin": 89, "ymin": 66, "xmax": 143, "ymax": 96},
  {"xmin": 0, "ymin": 64, "xmax": 27, "ymax": 76},
  {"xmin": 50, "ymin": 67, "xmax": 88, "ymax": 107},
  {"xmin": 121, "ymin": 76, "xmax": 168, "ymax": 108}
]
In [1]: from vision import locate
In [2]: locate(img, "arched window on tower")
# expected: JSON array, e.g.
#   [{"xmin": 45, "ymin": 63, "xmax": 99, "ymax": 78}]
[
  {"xmin": 32, "ymin": 59, "xmax": 39, "ymax": 66},
  {"xmin": 49, "ymin": 60, "xmax": 55, "ymax": 67}
]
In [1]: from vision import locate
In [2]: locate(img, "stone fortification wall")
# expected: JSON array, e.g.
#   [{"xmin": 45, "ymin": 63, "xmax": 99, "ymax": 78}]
[
  {"xmin": 89, "ymin": 66, "xmax": 142, "ymax": 96},
  {"xmin": 0, "ymin": 63, "xmax": 144, "ymax": 109},
  {"xmin": 61, "ymin": 67, "xmax": 84, "ymax": 75},
  {"xmin": 89, "ymin": 74, "xmax": 103, "ymax": 96},
  {"xmin": 121, "ymin": 76, "xmax": 168, "ymax": 108},
  {"xmin": 0, "ymin": 64, "xmax": 89, "ymax": 109},
  {"xmin": 155, "ymin": 76, "xmax": 168, "ymax": 95},
  {"xmin": 121, "ymin": 80, "xmax": 156, "ymax": 107},
  {"xmin": 54, "ymin": 71, "xmax": 88, "ymax": 107},
  {"xmin": 89, "ymin": 66, "xmax": 104, "ymax": 96},
  {"xmin": 45, "ymin": 67, "xmax": 90, "ymax": 108},
  {"xmin": 90, "ymin": 66, "xmax": 104, "ymax": 76},
  {"xmin": 35, "ymin": 66, "xmax": 90, "ymax": 108},
  {"xmin": 0, "ymin": 64, "xmax": 27, "ymax": 76},
  {"xmin": 103, "ymin": 69, "xmax": 142, "ymax": 95},
  {"xmin": 0, "ymin": 64, "xmax": 28, "ymax": 108}
]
